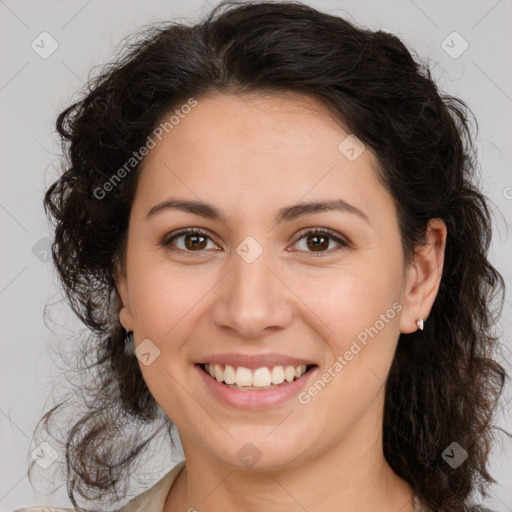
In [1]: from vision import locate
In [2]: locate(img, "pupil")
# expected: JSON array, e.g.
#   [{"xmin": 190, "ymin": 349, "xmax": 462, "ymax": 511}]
[
  {"xmin": 307, "ymin": 234, "xmax": 328, "ymax": 251},
  {"xmin": 185, "ymin": 234, "xmax": 207, "ymax": 250}
]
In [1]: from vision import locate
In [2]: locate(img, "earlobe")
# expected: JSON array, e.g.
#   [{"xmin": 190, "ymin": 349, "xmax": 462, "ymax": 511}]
[
  {"xmin": 115, "ymin": 260, "xmax": 134, "ymax": 331},
  {"xmin": 399, "ymin": 218, "xmax": 447, "ymax": 334}
]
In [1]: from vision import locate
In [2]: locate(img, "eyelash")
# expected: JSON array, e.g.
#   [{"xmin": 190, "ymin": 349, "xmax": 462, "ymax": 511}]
[{"xmin": 161, "ymin": 227, "xmax": 349, "ymax": 258}]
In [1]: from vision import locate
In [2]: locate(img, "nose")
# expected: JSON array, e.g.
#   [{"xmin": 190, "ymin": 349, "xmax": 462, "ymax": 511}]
[{"xmin": 211, "ymin": 244, "xmax": 293, "ymax": 340}]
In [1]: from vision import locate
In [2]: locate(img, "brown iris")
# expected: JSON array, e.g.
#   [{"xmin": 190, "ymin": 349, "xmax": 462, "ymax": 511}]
[
  {"xmin": 306, "ymin": 233, "xmax": 329, "ymax": 252},
  {"xmin": 184, "ymin": 233, "xmax": 208, "ymax": 250}
]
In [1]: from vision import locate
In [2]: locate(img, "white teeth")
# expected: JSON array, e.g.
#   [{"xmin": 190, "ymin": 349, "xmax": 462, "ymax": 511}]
[
  {"xmin": 223, "ymin": 364, "xmax": 236, "ymax": 384},
  {"xmin": 204, "ymin": 363, "xmax": 309, "ymax": 387},
  {"xmin": 235, "ymin": 367, "xmax": 253, "ymax": 386},
  {"xmin": 271, "ymin": 366, "xmax": 285, "ymax": 384},
  {"xmin": 295, "ymin": 364, "xmax": 306, "ymax": 378},
  {"xmin": 284, "ymin": 365, "xmax": 296, "ymax": 382},
  {"xmin": 252, "ymin": 367, "xmax": 272, "ymax": 387}
]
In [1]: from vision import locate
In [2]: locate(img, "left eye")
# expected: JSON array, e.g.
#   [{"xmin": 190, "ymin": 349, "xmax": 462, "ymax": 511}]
[
  {"xmin": 162, "ymin": 228, "xmax": 348, "ymax": 256},
  {"xmin": 292, "ymin": 229, "xmax": 348, "ymax": 256}
]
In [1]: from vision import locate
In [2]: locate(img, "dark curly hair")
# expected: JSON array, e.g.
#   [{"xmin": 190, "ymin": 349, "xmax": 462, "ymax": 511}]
[{"xmin": 29, "ymin": 1, "xmax": 509, "ymax": 511}]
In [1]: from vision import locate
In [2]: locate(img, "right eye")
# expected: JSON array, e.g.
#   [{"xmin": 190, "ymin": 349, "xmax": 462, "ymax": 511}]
[{"xmin": 161, "ymin": 228, "xmax": 221, "ymax": 255}]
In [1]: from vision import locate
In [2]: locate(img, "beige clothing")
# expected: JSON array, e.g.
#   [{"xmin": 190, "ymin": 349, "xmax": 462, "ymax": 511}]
[
  {"xmin": 13, "ymin": 459, "xmax": 431, "ymax": 511},
  {"xmin": 12, "ymin": 461, "xmax": 186, "ymax": 512}
]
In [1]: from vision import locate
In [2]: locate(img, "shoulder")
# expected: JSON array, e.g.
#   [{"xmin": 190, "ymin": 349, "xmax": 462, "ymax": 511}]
[
  {"xmin": 115, "ymin": 460, "xmax": 186, "ymax": 511},
  {"xmin": 11, "ymin": 461, "xmax": 186, "ymax": 512}
]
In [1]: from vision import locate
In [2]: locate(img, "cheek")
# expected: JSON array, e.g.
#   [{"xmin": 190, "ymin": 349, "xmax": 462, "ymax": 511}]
[
  {"xmin": 127, "ymin": 256, "xmax": 210, "ymax": 336},
  {"xmin": 292, "ymin": 266, "xmax": 402, "ymax": 431},
  {"xmin": 126, "ymin": 263, "xmax": 206, "ymax": 421},
  {"xmin": 291, "ymin": 259, "xmax": 402, "ymax": 351}
]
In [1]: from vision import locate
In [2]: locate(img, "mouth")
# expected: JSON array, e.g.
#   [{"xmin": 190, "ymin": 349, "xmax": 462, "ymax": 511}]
[{"xmin": 197, "ymin": 362, "xmax": 318, "ymax": 391}]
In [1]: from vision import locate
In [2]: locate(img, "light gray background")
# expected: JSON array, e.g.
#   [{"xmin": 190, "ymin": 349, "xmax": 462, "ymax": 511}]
[{"xmin": 1, "ymin": 0, "xmax": 511, "ymax": 510}]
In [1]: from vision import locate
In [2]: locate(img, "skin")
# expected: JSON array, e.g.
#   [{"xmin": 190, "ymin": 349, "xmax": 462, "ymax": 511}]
[{"xmin": 116, "ymin": 92, "xmax": 447, "ymax": 512}]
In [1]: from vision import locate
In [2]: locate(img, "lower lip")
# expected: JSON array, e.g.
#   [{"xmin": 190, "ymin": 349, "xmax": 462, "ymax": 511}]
[{"xmin": 195, "ymin": 364, "xmax": 318, "ymax": 409}]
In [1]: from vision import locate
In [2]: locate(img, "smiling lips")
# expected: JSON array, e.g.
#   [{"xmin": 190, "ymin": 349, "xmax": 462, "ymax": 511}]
[
  {"xmin": 196, "ymin": 355, "xmax": 319, "ymax": 408},
  {"xmin": 202, "ymin": 362, "xmax": 310, "ymax": 389},
  {"xmin": 196, "ymin": 352, "xmax": 318, "ymax": 391}
]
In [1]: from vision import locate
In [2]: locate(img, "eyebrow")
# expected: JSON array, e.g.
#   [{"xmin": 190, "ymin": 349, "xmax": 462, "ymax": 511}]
[{"xmin": 145, "ymin": 197, "xmax": 370, "ymax": 224}]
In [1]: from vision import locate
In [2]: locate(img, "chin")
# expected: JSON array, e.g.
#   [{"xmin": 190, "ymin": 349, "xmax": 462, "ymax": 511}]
[{"xmin": 209, "ymin": 433, "xmax": 311, "ymax": 472}]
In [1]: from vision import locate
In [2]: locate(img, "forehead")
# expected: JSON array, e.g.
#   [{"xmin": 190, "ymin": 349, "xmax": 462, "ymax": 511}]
[
  {"xmin": 132, "ymin": 92, "xmax": 392, "ymax": 225},
  {"xmin": 161, "ymin": 91, "xmax": 349, "ymax": 153}
]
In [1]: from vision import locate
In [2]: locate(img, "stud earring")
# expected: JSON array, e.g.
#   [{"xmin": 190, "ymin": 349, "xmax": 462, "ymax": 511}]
[{"xmin": 416, "ymin": 318, "xmax": 424, "ymax": 331}]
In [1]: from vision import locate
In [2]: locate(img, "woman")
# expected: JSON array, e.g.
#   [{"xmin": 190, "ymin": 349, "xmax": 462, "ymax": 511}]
[{"xmin": 14, "ymin": 1, "xmax": 509, "ymax": 511}]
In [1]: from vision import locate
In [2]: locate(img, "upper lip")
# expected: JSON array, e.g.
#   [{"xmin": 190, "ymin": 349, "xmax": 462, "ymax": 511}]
[{"xmin": 196, "ymin": 352, "xmax": 318, "ymax": 369}]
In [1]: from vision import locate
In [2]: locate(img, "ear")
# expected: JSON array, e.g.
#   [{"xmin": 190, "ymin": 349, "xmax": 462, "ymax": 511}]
[
  {"xmin": 115, "ymin": 257, "xmax": 134, "ymax": 331},
  {"xmin": 399, "ymin": 218, "xmax": 447, "ymax": 334}
]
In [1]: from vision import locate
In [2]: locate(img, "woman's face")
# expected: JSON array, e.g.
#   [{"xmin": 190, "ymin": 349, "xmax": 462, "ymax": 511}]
[{"xmin": 117, "ymin": 92, "xmax": 434, "ymax": 471}]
